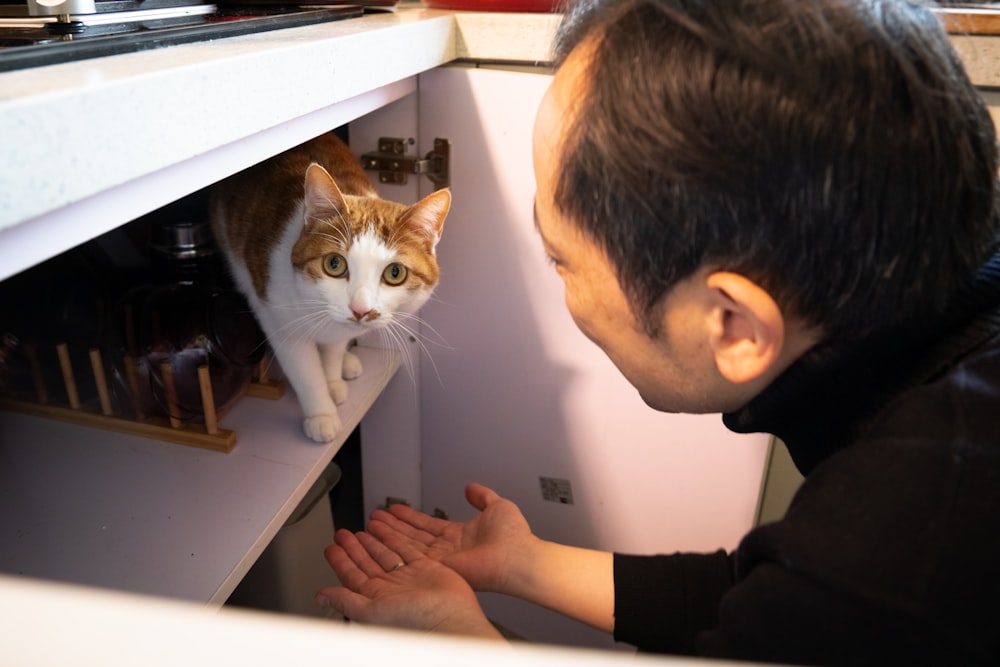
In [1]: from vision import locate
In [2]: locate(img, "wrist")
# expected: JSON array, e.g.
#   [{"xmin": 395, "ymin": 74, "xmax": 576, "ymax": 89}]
[
  {"xmin": 434, "ymin": 608, "xmax": 506, "ymax": 640},
  {"xmin": 500, "ymin": 534, "xmax": 549, "ymax": 600},
  {"xmin": 500, "ymin": 539, "xmax": 616, "ymax": 633}
]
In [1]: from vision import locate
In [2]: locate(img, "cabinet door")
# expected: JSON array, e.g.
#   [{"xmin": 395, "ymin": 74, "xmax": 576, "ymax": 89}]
[
  {"xmin": 416, "ymin": 65, "xmax": 771, "ymax": 649},
  {"xmin": 350, "ymin": 92, "xmax": 427, "ymax": 518}
]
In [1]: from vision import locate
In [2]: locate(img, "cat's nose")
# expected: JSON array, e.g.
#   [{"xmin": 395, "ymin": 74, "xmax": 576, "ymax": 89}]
[{"xmin": 352, "ymin": 308, "xmax": 376, "ymax": 322}]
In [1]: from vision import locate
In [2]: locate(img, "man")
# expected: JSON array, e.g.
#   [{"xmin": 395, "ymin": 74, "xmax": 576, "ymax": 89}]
[{"xmin": 315, "ymin": 0, "xmax": 1000, "ymax": 664}]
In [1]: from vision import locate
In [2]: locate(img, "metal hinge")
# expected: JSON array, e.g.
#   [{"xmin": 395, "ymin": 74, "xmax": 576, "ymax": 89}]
[{"xmin": 362, "ymin": 137, "xmax": 450, "ymax": 190}]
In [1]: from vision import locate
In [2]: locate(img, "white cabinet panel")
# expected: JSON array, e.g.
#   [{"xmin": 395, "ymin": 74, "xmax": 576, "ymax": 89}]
[
  {"xmin": 416, "ymin": 65, "xmax": 770, "ymax": 648},
  {"xmin": 350, "ymin": 91, "xmax": 427, "ymax": 518}
]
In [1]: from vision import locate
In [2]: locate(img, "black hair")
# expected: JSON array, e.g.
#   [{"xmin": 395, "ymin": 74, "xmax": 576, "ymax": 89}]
[{"xmin": 552, "ymin": 0, "xmax": 999, "ymax": 339}]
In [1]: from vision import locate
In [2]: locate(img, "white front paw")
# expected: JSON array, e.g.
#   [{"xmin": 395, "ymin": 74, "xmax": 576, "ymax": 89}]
[
  {"xmin": 342, "ymin": 350, "xmax": 363, "ymax": 380},
  {"xmin": 303, "ymin": 414, "xmax": 342, "ymax": 442},
  {"xmin": 329, "ymin": 379, "xmax": 349, "ymax": 405}
]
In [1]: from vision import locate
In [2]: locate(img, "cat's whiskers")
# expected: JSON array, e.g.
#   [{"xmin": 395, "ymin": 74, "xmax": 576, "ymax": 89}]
[
  {"xmin": 309, "ymin": 227, "xmax": 350, "ymax": 248},
  {"xmin": 262, "ymin": 305, "xmax": 335, "ymax": 353},
  {"xmin": 383, "ymin": 221, "xmax": 408, "ymax": 249},
  {"xmin": 320, "ymin": 197, "xmax": 351, "ymax": 233},
  {"xmin": 255, "ymin": 307, "xmax": 364, "ymax": 384},
  {"xmin": 212, "ymin": 133, "xmax": 449, "ymax": 444},
  {"xmin": 267, "ymin": 298, "xmax": 334, "ymax": 311},
  {"xmin": 376, "ymin": 321, "xmax": 421, "ymax": 386},
  {"xmin": 387, "ymin": 224, "xmax": 425, "ymax": 253},
  {"xmin": 393, "ymin": 311, "xmax": 453, "ymax": 351},
  {"xmin": 378, "ymin": 313, "xmax": 447, "ymax": 388}
]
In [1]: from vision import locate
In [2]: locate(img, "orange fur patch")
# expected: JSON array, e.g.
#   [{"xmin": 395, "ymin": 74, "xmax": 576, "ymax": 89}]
[{"xmin": 211, "ymin": 132, "xmax": 443, "ymax": 299}]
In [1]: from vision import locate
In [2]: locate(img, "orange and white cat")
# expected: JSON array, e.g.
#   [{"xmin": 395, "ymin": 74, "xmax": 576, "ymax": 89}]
[{"xmin": 210, "ymin": 132, "xmax": 450, "ymax": 442}]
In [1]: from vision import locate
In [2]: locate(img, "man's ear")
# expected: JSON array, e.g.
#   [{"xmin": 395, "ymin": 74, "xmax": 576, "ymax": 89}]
[{"xmin": 703, "ymin": 272, "xmax": 785, "ymax": 384}]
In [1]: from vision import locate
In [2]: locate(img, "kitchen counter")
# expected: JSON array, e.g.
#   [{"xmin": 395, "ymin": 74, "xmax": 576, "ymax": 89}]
[
  {"xmin": 0, "ymin": 5, "xmax": 561, "ymax": 282},
  {"xmin": 0, "ymin": 3, "xmax": 560, "ymax": 607},
  {"xmin": 2, "ymin": 4, "xmax": 999, "ymax": 281}
]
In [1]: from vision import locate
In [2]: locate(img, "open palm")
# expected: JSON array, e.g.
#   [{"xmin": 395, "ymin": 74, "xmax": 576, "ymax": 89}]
[{"xmin": 367, "ymin": 483, "xmax": 535, "ymax": 593}]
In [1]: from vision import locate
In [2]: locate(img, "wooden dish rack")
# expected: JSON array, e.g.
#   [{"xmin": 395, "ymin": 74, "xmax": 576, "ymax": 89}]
[{"xmin": 0, "ymin": 342, "xmax": 284, "ymax": 453}]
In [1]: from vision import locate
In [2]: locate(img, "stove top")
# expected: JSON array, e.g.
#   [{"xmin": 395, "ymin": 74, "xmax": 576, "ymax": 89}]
[{"xmin": 0, "ymin": 2, "xmax": 374, "ymax": 71}]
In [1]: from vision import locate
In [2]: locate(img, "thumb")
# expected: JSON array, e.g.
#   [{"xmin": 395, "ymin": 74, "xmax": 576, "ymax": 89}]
[{"xmin": 464, "ymin": 482, "xmax": 501, "ymax": 512}]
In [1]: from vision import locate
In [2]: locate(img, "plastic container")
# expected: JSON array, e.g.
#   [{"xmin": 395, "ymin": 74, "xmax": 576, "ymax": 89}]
[{"xmin": 227, "ymin": 461, "xmax": 343, "ymax": 618}]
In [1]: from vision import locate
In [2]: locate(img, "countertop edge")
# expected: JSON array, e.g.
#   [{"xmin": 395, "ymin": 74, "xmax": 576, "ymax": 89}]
[
  {"xmin": 4, "ymin": 9, "xmax": 1000, "ymax": 240},
  {"xmin": 0, "ymin": 8, "xmax": 560, "ymax": 234}
]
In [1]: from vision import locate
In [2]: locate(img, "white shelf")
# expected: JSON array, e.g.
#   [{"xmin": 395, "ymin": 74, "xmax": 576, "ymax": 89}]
[{"xmin": 0, "ymin": 345, "xmax": 399, "ymax": 606}]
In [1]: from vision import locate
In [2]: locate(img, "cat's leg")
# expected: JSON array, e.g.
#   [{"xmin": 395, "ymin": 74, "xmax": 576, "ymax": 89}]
[
  {"xmin": 269, "ymin": 337, "xmax": 342, "ymax": 442},
  {"xmin": 342, "ymin": 347, "xmax": 364, "ymax": 380},
  {"xmin": 320, "ymin": 339, "xmax": 352, "ymax": 405}
]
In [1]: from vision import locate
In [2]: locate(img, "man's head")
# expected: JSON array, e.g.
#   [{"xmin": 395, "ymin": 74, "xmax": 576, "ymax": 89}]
[
  {"xmin": 545, "ymin": 0, "xmax": 998, "ymax": 343},
  {"xmin": 535, "ymin": 34, "xmax": 821, "ymax": 413},
  {"xmin": 533, "ymin": 0, "xmax": 999, "ymax": 413}
]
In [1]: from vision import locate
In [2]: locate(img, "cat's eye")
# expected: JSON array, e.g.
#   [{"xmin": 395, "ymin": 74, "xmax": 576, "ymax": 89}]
[
  {"xmin": 323, "ymin": 253, "xmax": 348, "ymax": 278},
  {"xmin": 382, "ymin": 263, "xmax": 408, "ymax": 286}
]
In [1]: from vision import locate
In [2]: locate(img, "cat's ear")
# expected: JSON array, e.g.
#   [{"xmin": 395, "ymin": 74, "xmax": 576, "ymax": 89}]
[
  {"xmin": 303, "ymin": 163, "xmax": 347, "ymax": 228},
  {"xmin": 401, "ymin": 188, "xmax": 451, "ymax": 252}
]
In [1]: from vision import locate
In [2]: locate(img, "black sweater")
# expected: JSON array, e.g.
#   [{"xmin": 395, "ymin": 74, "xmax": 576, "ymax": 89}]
[{"xmin": 613, "ymin": 251, "xmax": 1000, "ymax": 665}]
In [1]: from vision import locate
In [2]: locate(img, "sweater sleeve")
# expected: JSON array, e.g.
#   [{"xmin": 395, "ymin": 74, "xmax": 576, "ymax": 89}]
[{"xmin": 613, "ymin": 550, "xmax": 735, "ymax": 655}]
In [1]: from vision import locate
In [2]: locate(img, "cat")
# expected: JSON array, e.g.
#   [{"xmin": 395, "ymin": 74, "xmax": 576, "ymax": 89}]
[{"xmin": 210, "ymin": 132, "xmax": 450, "ymax": 442}]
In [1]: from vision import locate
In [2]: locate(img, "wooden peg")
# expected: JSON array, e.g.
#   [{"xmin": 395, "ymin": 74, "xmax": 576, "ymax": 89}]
[
  {"xmin": 89, "ymin": 348, "xmax": 113, "ymax": 416},
  {"xmin": 159, "ymin": 360, "xmax": 182, "ymax": 429},
  {"xmin": 56, "ymin": 343, "xmax": 80, "ymax": 410},
  {"xmin": 197, "ymin": 365, "xmax": 218, "ymax": 435},
  {"xmin": 123, "ymin": 355, "xmax": 144, "ymax": 420},
  {"xmin": 256, "ymin": 351, "xmax": 270, "ymax": 384},
  {"xmin": 244, "ymin": 348, "xmax": 285, "ymax": 400}
]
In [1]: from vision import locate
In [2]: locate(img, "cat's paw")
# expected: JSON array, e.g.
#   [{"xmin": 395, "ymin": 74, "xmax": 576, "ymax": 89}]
[
  {"xmin": 342, "ymin": 350, "xmax": 364, "ymax": 380},
  {"xmin": 328, "ymin": 379, "xmax": 349, "ymax": 405},
  {"xmin": 303, "ymin": 414, "xmax": 342, "ymax": 443}
]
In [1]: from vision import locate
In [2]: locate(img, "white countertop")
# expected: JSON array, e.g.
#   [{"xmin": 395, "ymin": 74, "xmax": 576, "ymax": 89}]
[
  {"xmin": 0, "ymin": 6, "xmax": 560, "ymax": 281},
  {"xmin": 2, "ymin": 5, "xmax": 999, "ymax": 251}
]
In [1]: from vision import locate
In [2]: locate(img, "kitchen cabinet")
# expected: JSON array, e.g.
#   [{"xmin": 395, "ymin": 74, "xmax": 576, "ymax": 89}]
[
  {"xmin": 0, "ymin": 5, "xmax": 595, "ymax": 638},
  {"xmin": 382, "ymin": 63, "xmax": 770, "ymax": 650},
  {"xmin": 0, "ymin": 5, "xmax": 782, "ymax": 651},
  {"xmin": 7, "ymin": 5, "xmax": 999, "ymax": 656}
]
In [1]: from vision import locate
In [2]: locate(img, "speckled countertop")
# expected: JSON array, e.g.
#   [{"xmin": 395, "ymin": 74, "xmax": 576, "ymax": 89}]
[
  {"xmin": 0, "ymin": 6, "xmax": 560, "ymax": 239},
  {"xmin": 952, "ymin": 35, "xmax": 1000, "ymax": 84}
]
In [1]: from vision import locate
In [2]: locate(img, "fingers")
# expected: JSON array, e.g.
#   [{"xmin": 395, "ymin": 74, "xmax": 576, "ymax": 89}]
[
  {"xmin": 323, "ymin": 542, "xmax": 371, "ymax": 592},
  {"xmin": 391, "ymin": 535, "xmax": 432, "ymax": 563},
  {"xmin": 315, "ymin": 584, "xmax": 368, "ymax": 620},
  {"xmin": 369, "ymin": 509, "xmax": 435, "ymax": 546},
  {"xmin": 318, "ymin": 536, "xmax": 406, "ymax": 619},
  {"xmin": 465, "ymin": 482, "xmax": 500, "ymax": 511},
  {"xmin": 382, "ymin": 503, "xmax": 452, "ymax": 537},
  {"xmin": 368, "ymin": 519, "xmax": 425, "ymax": 556},
  {"xmin": 358, "ymin": 531, "xmax": 409, "ymax": 570},
  {"xmin": 330, "ymin": 528, "xmax": 427, "ymax": 579},
  {"xmin": 332, "ymin": 529, "xmax": 403, "ymax": 578}
]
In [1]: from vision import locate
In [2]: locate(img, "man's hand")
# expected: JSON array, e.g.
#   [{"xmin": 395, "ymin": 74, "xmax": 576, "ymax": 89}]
[
  {"xmin": 366, "ymin": 483, "xmax": 538, "ymax": 594},
  {"xmin": 325, "ymin": 482, "xmax": 615, "ymax": 634},
  {"xmin": 316, "ymin": 529, "xmax": 502, "ymax": 639}
]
